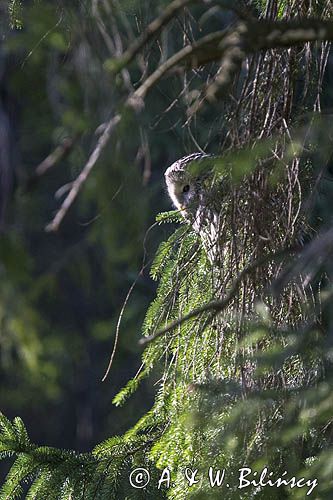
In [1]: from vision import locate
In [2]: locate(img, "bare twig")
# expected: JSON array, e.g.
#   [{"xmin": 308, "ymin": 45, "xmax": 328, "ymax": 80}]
[
  {"xmin": 24, "ymin": 135, "xmax": 79, "ymax": 193},
  {"xmin": 35, "ymin": 136, "xmax": 79, "ymax": 177},
  {"xmin": 189, "ymin": 25, "xmax": 248, "ymax": 114},
  {"xmin": 45, "ymin": 15, "xmax": 333, "ymax": 231},
  {"xmin": 126, "ymin": 29, "xmax": 231, "ymax": 106},
  {"xmin": 45, "ymin": 115, "xmax": 121, "ymax": 232},
  {"xmin": 102, "ymin": 272, "xmax": 142, "ymax": 382},
  {"xmin": 254, "ymin": 18, "xmax": 333, "ymax": 49},
  {"xmin": 272, "ymin": 225, "xmax": 333, "ymax": 293},
  {"xmin": 112, "ymin": 0, "xmax": 205, "ymax": 71},
  {"xmin": 102, "ymin": 219, "xmax": 161, "ymax": 381},
  {"xmin": 126, "ymin": 18, "xmax": 333, "ymax": 109},
  {"xmin": 92, "ymin": 0, "xmax": 116, "ymax": 54},
  {"xmin": 112, "ymin": 0, "xmax": 255, "ymax": 72}
]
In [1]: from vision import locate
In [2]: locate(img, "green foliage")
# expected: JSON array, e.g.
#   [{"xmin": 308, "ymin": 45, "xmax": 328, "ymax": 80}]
[
  {"xmin": 7, "ymin": 0, "xmax": 23, "ymax": 29},
  {"xmin": 0, "ymin": 413, "xmax": 166, "ymax": 499},
  {"xmin": 1, "ymin": 0, "xmax": 333, "ymax": 499},
  {"xmin": 112, "ymin": 370, "xmax": 151, "ymax": 407},
  {"xmin": 2, "ymin": 157, "xmax": 330, "ymax": 497}
]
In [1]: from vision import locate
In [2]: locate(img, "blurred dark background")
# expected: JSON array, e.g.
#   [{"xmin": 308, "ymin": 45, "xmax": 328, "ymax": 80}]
[{"xmin": 0, "ymin": 0, "xmax": 177, "ymax": 461}]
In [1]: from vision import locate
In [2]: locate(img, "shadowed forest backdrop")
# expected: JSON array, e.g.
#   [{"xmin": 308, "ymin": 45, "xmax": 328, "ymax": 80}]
[
  {"xmin": 0, "ymin": 0, "xmax": 169, "ymax": 451},
  {"xmin": 0, "ymin": 0, "xmax": 333, "ymax": 498}
]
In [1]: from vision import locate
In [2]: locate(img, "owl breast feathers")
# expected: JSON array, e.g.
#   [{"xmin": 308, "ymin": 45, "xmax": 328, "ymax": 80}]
[{"xmin": 165, "ymin": 153, "xmax": 222, "ymax": 264}]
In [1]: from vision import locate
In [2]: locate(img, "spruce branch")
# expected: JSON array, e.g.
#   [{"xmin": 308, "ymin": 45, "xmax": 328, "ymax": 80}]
[{"xmin": 139, "ymin": 246, "xmax": 297, "ymax": 346}]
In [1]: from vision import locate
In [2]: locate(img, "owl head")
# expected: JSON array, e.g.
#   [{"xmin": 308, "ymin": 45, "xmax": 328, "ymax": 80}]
[{"xmin": 164, "ymin": 153, "xmax": 210, "ymax": 212}]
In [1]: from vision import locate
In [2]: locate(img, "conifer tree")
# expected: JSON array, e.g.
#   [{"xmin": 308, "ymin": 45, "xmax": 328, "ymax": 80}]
[{"xmin": 1, "ymin": 1, "xmax": 333, "ymax": 498}]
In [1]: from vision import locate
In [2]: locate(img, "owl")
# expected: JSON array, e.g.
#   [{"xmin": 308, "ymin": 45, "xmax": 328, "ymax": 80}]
[{"xmin": 165, "ymin": 153, "xmax": 223, "ymax": 265}]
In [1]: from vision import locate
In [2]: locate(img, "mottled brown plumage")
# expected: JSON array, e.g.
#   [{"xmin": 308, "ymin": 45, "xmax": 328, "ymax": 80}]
[{"xmin": 165, "ymin": 153, "xmax": 224, "ymax": 265}]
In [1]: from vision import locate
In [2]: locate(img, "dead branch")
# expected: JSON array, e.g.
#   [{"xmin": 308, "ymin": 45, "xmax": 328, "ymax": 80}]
[
  {"xmin": 45, "ymin": 15, "xmax": 333, "ymax": 231},
  {"xmin": 126, "ymin": 18, "xmax": 333, "ymax": 108},
  {"xmin": 35, "ymin": 136, "xmax": 79, "ymax": 177},
  {"xmin": 111, "ymin": 0, "xmax": 206, "ymax": 71},
  {"xmin": 24, "ymin": 135, "xmax": 79, "ymax": 193},
  {"xmin": 127, "ymin": 29, "xmax": 231, "ymax": 105},
  {"xmin": 254, "ymin": 18, "xmax": 333, "ymax": 50},
  {"xmin": 45, "ymin": 115, "xmax": 121, "ymax": 232},
  {"xmin": 272, "ymin": 225, "xmax": 333, "ymax": 293},
  {"xmin": 112, "ymin": 0, "xmax": 255, "ymax": 72}
]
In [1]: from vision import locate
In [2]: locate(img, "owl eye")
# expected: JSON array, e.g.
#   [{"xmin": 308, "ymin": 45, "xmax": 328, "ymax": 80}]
[{"xmin": 182, "ymin": 184, "xmax": 190, "ymax": 193}]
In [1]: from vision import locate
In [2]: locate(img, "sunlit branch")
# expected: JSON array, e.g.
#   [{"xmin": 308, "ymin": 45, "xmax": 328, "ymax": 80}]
[
  {"xmin": 112, "ymin": 0, "xmax": 208, "ymax": 72},
  {"xmin": 45, "ymin": 115, "xmax": 121, "ymax": 232},
  {"xmin": 45, "ymin": 16, "xmax": 333, "ymax": 231},
  {"xmin": 139, "ymin": 246, "xmax": 296, "ymax": 346},
  {"xmin": 127, "ymin": 18, "xmax": 333, "ymax": 109}
]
